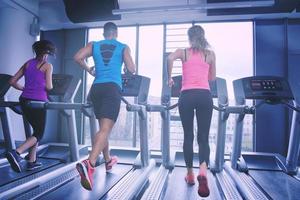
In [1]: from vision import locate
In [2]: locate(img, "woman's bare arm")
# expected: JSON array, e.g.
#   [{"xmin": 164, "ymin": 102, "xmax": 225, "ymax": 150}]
[
  {"xmin": 207, "ymin": 50, "xmax": 216, "ymax": 80},
  {"xmin": 9, "ymin": 62, "xmax": 28, "ymax": 91},
  {"xmin": 45, "ymin": 63, "xmax": 53, "ymax": 90},
  {"xmin": 167, "ymin": 49, "xmax": 184, "ymax": 79}
]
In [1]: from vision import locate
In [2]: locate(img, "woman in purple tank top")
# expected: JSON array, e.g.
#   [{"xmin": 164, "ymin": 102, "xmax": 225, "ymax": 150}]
[
  {"xmin": 168, "ymin": 25, "xmax": 216, "ymax": 198},
  {"xmin": 6, "ymin": 40, "xmax": 56, "ymax": 172}
]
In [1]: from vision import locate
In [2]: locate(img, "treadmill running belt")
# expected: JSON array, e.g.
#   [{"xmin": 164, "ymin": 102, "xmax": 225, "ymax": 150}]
[
  {"xmin": 39, "ymin": 164, "xmax": 132, "ymax": 200},
  {"xmin": 163, "ymin": 167, "xmax": 222, "ymax": 200},
  {"xmin": 249, "ymin": 170, "xmax": 300, "ymax": 200},
  {"xmin": 0, "ymin": 158, "xmax": 61, "ymax": 187}
]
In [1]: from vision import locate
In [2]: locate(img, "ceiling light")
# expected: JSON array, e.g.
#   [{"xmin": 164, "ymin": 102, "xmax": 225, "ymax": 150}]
[{"xmin": 112, "ymin": 0, "xmax": 275, "ymax": 15}]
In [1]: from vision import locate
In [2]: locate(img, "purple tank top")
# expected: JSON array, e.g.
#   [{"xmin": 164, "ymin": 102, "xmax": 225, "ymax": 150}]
[{"xmin": 21, "ymin": 59, "xmax": 48, "ymax": 101}]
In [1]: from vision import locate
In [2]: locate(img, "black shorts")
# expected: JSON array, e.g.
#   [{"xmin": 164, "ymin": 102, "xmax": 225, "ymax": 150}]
[
  {"xmin": 19, "ymin": 97, "xmax": 47, "ymax": 141},
  {"xmin": 90, "ymin": 82, "xmax": 121, "ymax": 122}
]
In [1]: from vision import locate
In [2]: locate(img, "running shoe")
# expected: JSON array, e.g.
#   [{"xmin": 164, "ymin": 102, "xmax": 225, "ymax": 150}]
[
  {"xmin": 197, "ymin": 175, "xmax": 210, "ymax": 197},
  {"xmin": 105, "ymin": 156, "xmax": 118, "ymax": 172},
  {"xmin": 27, "ymin": 161, "xmax": 43, "ymax": 171},
  {"xmin": 76, "ymin": 159, "xmax": 95, "ymax": 191},
  {"xmin": 6, "ymin": 150, "xmax": 24, "ymax": 173},
  {"xmin": 185, "ymin": 172, "xmax": 195, "ymax": 185}
]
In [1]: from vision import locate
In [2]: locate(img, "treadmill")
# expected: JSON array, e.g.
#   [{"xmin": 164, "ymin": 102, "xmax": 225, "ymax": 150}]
[
  {"xmin": 140, "ymin": 74, "xmax": 178, "ymax": 200},
  {"xmin": 145, "ymin": 75, "xmax": 242, "ymax": 200},
  {"xmin": 0, "ymin": 74, "xmax": 156, "ymax": 200},
  {"xmin": 28, "ymin": 74, "xmax": 88, "ymax": 162},
  {"xmin": 0, "ymin": 74, "xmax": 31, "ymax": 158},
  {"xmin": 0, "ymin": 74, "xmax": 86, "ymax": 197},
  {"xmin": 225, "ymin": 76, "xmax": 300, "ymax": 199}
]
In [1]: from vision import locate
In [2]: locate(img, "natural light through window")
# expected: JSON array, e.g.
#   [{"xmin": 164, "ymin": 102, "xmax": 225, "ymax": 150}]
[{"xmin": 85, "ymin": 22, "xmax": 253, "ymax": 154}]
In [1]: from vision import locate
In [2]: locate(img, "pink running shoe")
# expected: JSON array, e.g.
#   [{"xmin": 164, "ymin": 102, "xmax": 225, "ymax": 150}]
[
  {"xmin": 105, "ymin": 156, "xmax": 118, "ymax": 172},
  {"xmin": 185, "ymin": 173, "xmax": 195, "ymax": 185},
  {"xmin": 76, "ymin": 159, "xmax": 95, "ymax": 191},
  {"xmin": 197, "ymin": 175, "xmax": 210, "ymax": 197}
]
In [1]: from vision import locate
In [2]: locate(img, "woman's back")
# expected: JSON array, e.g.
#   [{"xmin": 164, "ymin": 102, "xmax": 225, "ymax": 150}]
[
  {"xmin": 182, "ymin": 49, "xmax": 210, "ymax": 91},
  {"xmin": 22, "ymin": 59, "xmax": 47, "ymax": 101}
]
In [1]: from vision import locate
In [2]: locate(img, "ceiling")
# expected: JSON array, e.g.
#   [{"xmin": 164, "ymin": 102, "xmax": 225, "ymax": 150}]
[{"xmin": 1, "ymin": 0, "xmax": 300, "ymax": 30}]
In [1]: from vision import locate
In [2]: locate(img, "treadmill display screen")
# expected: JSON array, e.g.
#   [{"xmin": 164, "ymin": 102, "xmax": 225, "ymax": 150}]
[
  {"xmin": 250, "ymin": 80, "xmax": 282, "ymax": 91},
  {"xmin": 49, "ymin": 75, "xmax": 73, "ymax": 96}
]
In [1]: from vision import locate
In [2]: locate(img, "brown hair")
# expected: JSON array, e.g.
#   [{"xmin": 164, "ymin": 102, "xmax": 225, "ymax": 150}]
[
  {"xmin": 187, "ymin": 25, "xmax": 210, "ymax": 52},
  {"xmin": 103, "ymin": 22, "xmax": 118, "ymax": 38},
  {"xmin": 32, "ymin": 40, "xmax": 56, "ymax": 57}
]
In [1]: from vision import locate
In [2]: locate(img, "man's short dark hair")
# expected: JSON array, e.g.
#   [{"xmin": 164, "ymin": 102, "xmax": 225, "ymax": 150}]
[{"xmin": 103, "ymin": 22, "xmax": 118, "ymax": 38}]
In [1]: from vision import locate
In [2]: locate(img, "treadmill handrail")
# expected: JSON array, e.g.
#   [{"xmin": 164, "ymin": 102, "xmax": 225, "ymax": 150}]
[
  {"xmin": 0, "ymin": 101, "xmax": 22, "ymax": 114},
  {"xmin": 281, "ymin": 100, "xmax": 300, "ymax": 113},
  {"xmin": 225, "ymin": 105, "xmax": 253, "ymax": 114},
  {"xmin": 145, "ymin": 103, "xmax": 178, "ymax": 112},
  {"xmin": 0, "ymin": 101, "xmax": 19, "ymax": 107},
  {"xmin": 121, "ymin": 96, "xmax": 150, "ymax": 167},
  {"xmin": 121, "ymin": 96, "xmax": 143, "ymax": 112},
  {"xmin": 213, "ymin": 105, "xmax": 224, "ymax": 112},
  {"xmin": 28, "ymin": 101, "xmax": 92, "ymax": 110}
]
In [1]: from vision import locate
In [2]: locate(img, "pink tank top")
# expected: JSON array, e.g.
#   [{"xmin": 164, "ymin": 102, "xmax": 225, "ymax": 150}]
[{"xmin": 181, "ymin": 48, "xmax": 210, "ymax": 91}]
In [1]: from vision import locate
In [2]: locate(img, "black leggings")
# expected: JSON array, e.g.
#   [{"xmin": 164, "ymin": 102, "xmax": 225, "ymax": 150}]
[
  {"xmin": 178, "ymin": 89, "xmax": 213, "ymax": 168},
  {"xmin": 19, "ymin": 97, "xmax": 47, "ymax": 142}
]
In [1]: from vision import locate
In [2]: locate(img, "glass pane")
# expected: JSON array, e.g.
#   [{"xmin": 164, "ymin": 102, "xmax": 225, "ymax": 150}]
[{"xmin": 138, "ymin": 25, "xmax": 164, "ymax": 150}]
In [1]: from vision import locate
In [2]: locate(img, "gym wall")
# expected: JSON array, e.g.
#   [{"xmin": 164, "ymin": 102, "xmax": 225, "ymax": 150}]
[
  {"xmin": 41, "ymin": 29, "xmax": 86, "ymax": 144},
  {"xmin": 254, "ymin": 19, "xmax": 300, "ymax": 163},
  {"xmin": 0, "ymin": 6, "xmax": 37, "ymax": 142}
]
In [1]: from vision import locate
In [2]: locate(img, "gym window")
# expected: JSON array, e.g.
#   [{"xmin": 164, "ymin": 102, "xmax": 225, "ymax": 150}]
[{"xmin": 85, "ymin": 21, "xmax": 254, "ymax": 155}]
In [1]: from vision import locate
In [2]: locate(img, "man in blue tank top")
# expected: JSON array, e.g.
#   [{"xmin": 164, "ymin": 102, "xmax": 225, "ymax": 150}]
[{"xmin": 74, "ymin": 22, "xmax": 135, "ymax": 191}]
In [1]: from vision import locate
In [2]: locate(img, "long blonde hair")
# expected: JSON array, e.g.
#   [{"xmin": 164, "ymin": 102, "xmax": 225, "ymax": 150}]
[{"xmin": 187, "ymin": 25, "xmax": 210, "ymax": 52}]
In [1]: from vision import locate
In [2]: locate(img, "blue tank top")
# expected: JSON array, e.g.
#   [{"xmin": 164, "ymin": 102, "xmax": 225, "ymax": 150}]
[{"xmin": 92, "ymin": 39, "xmax": 125, "ymax": 89}]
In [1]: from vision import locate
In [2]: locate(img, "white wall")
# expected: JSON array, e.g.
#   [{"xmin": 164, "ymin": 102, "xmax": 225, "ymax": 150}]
[{"xmin": 0, "ymin": 6, "xmax": 37, "ymax": 141}]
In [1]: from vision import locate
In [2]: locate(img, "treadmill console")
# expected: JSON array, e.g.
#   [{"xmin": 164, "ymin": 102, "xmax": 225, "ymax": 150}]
[
  {"xmin": 122, "ymin": 74, "xmax": 150, "ymax": 105},
  {"xmin": 48, "ymin": 74, "xmax": 73, "ymax": 96},
  {"xmin": 250, "ymin": 79, "xmax": 282, "ymax": 91},
  {"xmin": 48, "ymin": 74, "xmax": 81, "ymax": 102},
  {"xmin": 0, "ymin": 74, "xmax": 12, "ymax": 99},
  {"xmin": 233, "ymin": 76, "xmax": 294, "ymax": 102}
]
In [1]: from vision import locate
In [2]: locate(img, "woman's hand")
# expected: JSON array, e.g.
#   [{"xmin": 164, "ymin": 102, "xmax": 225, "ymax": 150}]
[
  {"xmin": 168, "ymin": 77, "xmax": 174, "ymax": 87},
  {"xmin": 87, "ymin": 66, "xmax": 95, "ymax": 76}
]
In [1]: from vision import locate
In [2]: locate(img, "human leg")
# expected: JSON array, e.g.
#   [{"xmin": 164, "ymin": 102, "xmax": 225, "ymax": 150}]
[
  {"xmin": 92, "ymin": 83, "xmax": 120, "ymax": 168},
  {"xmin": 7, "ymin": 98, "xmax": 46, "ymax": 172},
  {"xmin": 178, "ymin": 91, "xmax": 196, "ymax": 185},
  {"xmin": 26, "ymin": 142, "xmax": 43, "ymax": 170},
  {"xmin": 89, "ymin": 118, "xmax": 115, "ymax": 166},
  {"xmin": 76, "ymin": 118, "xmax": 114, "ymax": 190},
  {"xmin": 6, "ymin": 136, "xmax": 36, "ymax": 173},
  {"xmin": 195, "ymin": 90, "xmax": 213, "ymax": 197},
  {"xmin": 76, "ymin": 83, "xmax": 121, "ymax": 190},
  {"xmin": 102, "ymin": 141, "xmax": 118, "ymax": 172},
  {"xmin": 195, "ymin": 90, "xmax": 213, "ymax": 176}
]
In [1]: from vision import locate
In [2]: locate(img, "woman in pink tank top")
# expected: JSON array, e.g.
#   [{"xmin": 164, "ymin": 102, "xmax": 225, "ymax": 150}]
[
  {"xmin": 7, "ymin": 40, "xmax": 56, "ymax": 172},
  {"xmin": 168, "ymin": 25, "xmax": 216, "ymax": 198}
]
